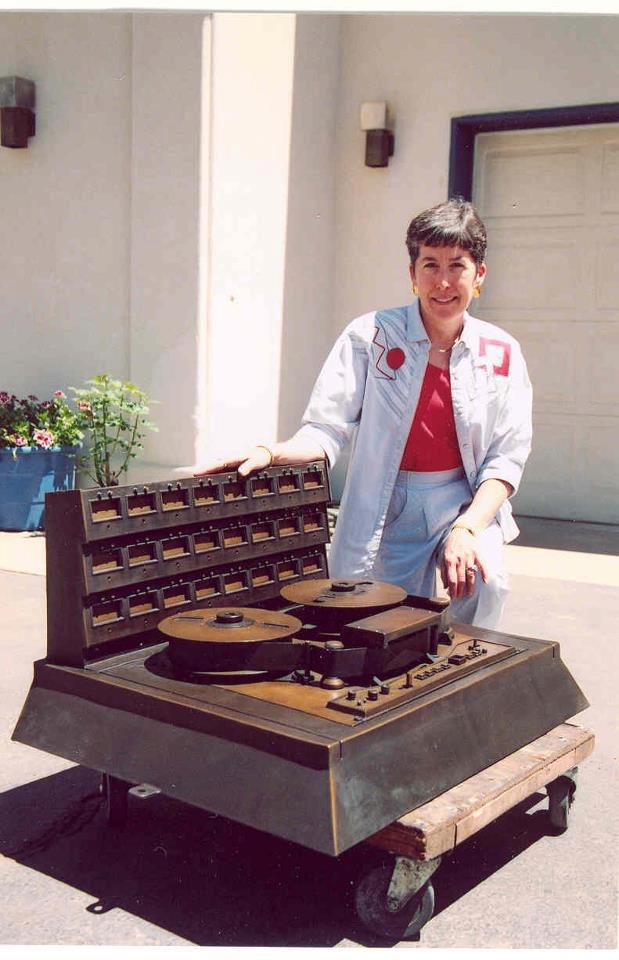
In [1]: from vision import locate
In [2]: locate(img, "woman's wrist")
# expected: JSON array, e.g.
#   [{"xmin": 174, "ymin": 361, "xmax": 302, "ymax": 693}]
[
  {"xmin": 450, "ymin": 521, "xmax": 478, "ymax": 537},
  {"xmin": 254, "ymin": 444, "xmax": 274, "ymax": 467}
]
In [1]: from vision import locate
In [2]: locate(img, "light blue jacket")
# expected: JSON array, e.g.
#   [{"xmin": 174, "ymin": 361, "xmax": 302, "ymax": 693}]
[{"xmin": 295, "ymin": 300, "xmax": 533, "ymax": 578}]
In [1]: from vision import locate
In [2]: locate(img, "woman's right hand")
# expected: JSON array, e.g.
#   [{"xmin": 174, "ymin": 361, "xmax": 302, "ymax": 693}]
[
  {"xmin": 192, "ymin": 435, "xmax": 327, "ymax": 478},
  {"xmin": 193, "ymin": 445, "xmax": 274, "ymax": 477}
]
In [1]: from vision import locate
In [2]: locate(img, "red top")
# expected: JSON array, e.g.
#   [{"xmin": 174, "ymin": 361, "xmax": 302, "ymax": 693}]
[{"xmin": 399, "ymin": 363, "xmax": 463, "ymax": 471}]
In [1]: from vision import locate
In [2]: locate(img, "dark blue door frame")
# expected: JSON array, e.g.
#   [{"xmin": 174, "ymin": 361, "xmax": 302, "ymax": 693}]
[{"xmin": 448, "ymin": 102, "xmax": 619, "ymax": 200}]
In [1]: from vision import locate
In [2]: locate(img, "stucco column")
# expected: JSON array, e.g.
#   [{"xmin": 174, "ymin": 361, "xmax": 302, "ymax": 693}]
[{"xmin": 202, "ymin": 12, "xmax": 297, "ymax": 461}]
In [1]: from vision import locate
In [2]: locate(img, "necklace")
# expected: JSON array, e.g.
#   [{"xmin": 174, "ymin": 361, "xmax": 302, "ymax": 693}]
[{"xmin": 432, "ymin": 337, "xmax": 460, "ymax": 354}]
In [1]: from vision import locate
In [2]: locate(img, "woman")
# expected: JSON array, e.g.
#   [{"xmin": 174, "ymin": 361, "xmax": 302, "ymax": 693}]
[{"xmin": 196, "ymin": 199, "xmax": 532, "ymax": 628}]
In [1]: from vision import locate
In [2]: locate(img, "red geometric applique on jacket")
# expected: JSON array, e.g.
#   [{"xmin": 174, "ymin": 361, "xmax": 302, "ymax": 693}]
[
  {"xmin": 386, "ymin": 347, "xmax": 405, "ymax": 370},
  {"xmin": 373, "ymin": 326, "xmax": 405, "ymax": 380},
  {"xmin": 478, "ymin": 337, "xmax": 511, "ymax": 376}
]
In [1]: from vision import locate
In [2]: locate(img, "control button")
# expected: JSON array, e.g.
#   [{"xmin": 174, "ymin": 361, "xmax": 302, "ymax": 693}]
[
  {"xmin": 380, "ymin": 684, "xmax": 390, "ymax": 695},
  {"xmin": 448, "ymin": 654, "xmax": 467, "ymax": 665},
  {"xmin": 325, "ymin": 639, "xmax": 344, "ymax": 651},
  {"xmin": 346, "ymin": 689, "xmax": 356, "ymax": 701},
  {"xmin": 367, "ymin": 688, "xmax": 380, "ymax": 701}
]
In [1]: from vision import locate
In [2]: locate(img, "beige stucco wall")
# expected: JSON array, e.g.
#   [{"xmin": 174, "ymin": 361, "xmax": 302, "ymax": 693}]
[
  {"xmin": 332, "ymin": 14, "xmax": 619, "ymax": 335},
  {"xmin": 277, "ymin": 13, "xmax": 341, "ymax": 441},
  {"xmin": 2, "ymin": 12, "xmax": 618, "ymax": 487},
  {"xmin": 129, "ymin": 12, "xmax": 206, "ymax": 467},
  {"xmin": 0, "ymin": 13, "xmax": 132, "ymax": 397},
  {"xmin": 0, "ymin": 12, "xmax": 208, "ymax": 470}
]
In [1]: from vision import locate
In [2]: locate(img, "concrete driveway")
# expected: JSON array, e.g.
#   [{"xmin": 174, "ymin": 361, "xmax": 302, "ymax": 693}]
[{"xmin": 0, "ymin": 518, "xmax": 617, "ymax": 948}]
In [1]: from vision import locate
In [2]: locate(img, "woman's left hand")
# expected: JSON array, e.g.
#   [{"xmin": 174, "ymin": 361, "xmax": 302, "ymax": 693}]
[{"xmin": 440, "ymin": 528, "xmax": 489, "ymax": 599}]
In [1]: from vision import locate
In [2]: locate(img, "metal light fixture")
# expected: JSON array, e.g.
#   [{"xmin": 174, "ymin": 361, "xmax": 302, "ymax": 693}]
[
  {"xmin": 0, "ymin": 76, "xmax": 36, "ymax": 148},
  {"xmin": 360, "ymin": 101, "xmax": 394, "ymax": 168}
]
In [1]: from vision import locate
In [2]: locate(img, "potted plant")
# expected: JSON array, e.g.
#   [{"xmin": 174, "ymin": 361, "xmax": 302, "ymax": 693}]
[
  {"xmin": 71, "ymin": 375, "xmax": 157, "ymax": 487},
  {"xmin": 0, "ymin": 391, "xmax": 83, "ymax": 531}
]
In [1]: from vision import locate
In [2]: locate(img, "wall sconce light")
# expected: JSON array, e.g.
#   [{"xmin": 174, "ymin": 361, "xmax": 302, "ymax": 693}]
[
  {"xmin": 0, "ymin": 76, "xmax": 36, "ymax": 148},
  {"xmin": 360, "ymin": 101, "xmax": 394, "ymax": 168}
]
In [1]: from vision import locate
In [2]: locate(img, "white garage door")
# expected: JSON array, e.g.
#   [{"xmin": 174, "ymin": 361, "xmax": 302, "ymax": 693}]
[{"xmin": 472, "ymin": 124, "xmax": 619, "ymax": 523}]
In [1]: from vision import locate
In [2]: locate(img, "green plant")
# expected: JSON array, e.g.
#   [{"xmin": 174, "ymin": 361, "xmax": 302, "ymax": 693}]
[
  {"xmin": 0, "ymin": 391, "xmax": 83, "ymax": 450},
  {"xmin": 71, "ymin": 375, "xmax": 157, "ymax": 487}
]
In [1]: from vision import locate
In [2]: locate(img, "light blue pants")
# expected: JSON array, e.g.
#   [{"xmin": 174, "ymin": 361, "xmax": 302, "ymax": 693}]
[{"xmin": 372, "ymin": 468, "xmax": 508, "ymax": 629}]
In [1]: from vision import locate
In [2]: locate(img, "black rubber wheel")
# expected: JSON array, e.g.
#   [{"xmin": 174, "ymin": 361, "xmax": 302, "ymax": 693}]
[
  {"xmin": 355, "ymin": 862, "xmax": 435, "ymax": 940},
  {"xmin": 548, "ymin": 788, "xmax": 573, "ymax": 832},
  {"xmin": 548, "ymin": 776, "xmax": 576, "ymax": 833}
]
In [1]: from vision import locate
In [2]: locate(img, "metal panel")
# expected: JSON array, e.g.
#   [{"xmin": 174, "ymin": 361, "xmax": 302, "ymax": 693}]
[
  {"xmin": 12, "ymin": 686, "xmax": 339, "ymax": 855},
  {"xmin": 13, "ymin": 629, "xmax": 587, "ymax": 856}
]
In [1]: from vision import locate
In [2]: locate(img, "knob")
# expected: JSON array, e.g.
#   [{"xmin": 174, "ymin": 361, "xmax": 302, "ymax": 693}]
[
  {"xmin": 325, "ymin": 640, "xmax": 344, "ymax": 651},
  {"xmin": 367, "ymin": 687, "xmax": 380, "ymax": 701},
  {"xmin": 215, "ymin": 610, "xmax": 243, "ymax": 624}
]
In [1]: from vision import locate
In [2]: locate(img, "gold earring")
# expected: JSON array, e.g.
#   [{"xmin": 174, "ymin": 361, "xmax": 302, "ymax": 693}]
[
  {"xmin": 412, "ymin": 284, "xmax": 419, "ymax": 297},
  {"xmin": 472, "ymin": 286, "xmax": 481, "ymax": 298}
]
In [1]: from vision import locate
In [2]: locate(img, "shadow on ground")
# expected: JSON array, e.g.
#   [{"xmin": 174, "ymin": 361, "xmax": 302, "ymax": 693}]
[
  {"xmin": 0, "ymin": 766, "xmax": 558, "ymax": 946},
  {"xmin": 513, "ymin": 516, "xmax": 619, "ymax": 556}
]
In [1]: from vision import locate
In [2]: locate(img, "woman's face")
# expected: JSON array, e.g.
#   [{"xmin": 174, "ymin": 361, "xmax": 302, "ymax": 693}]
[{"xmin": 410, "ymin": 244, "xmax": 486, "ymax": 328}]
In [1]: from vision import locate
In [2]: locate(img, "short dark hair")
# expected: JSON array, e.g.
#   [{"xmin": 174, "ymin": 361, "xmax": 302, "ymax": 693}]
[{"xmin": 405, "ymin": 199, "xmax": 487, "ymax": 267}]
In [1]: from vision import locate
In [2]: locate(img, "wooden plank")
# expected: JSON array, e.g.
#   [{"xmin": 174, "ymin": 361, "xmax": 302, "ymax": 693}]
[
  {"xmin": 454, "ymin": 730, "xmax": 593, "ymax": 845},
  {"xmin": 367, "ymin": 724, "xmax": 594, "ymax": 860}
]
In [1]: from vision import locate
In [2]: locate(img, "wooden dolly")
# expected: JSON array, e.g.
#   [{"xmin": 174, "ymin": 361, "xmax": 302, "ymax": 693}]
[{"xmin": 355, "ymin": 722, "xmax": 594, "ymax": 939}]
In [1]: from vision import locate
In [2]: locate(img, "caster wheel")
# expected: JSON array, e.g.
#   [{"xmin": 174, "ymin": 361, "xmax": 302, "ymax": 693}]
[
  {"xmin": 548, "ymin": 796, "xmax": 572, "ymax": 833},
  {"xmin": 547, "ymin": 775, "xmax": 576, "ymax": 833},
  {"xmin": 355, "ymin": 863, "xmax": 435, "ymax": 940}
]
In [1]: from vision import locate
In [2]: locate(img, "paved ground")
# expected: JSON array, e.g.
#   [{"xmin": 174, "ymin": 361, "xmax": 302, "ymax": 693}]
[{"xmin": 0, "ymin": 518, "xmax": 617, "ymax": 949}]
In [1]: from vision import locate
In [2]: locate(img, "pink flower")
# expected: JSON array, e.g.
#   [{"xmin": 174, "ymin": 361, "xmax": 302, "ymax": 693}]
[
  {"xmin": 40, "ymin": 400, "xmax": 51, "ymax": 409},
  {"xmin": 33, "ymin": 429, "xmax": 55, "ymax": 449},
  {"xmin": 8, "ymin": 434, "xmax": 28, "ymax": 447},
  {"xmin": 78, "ymin": 401, "xmax": 92, "ymax": 412},
  {"xmin": 53, "ymin": 390, "xmax": 66, "ymax": 399},
  {"xmin": 0, "ymin": 391, "xmax": 10, "ymax": 403}
]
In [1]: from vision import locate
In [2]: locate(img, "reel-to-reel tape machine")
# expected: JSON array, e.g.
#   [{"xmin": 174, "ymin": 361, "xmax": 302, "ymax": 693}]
[{"xmin": 12, "ymin": 463, "xmax": 587, "ymax": 855}]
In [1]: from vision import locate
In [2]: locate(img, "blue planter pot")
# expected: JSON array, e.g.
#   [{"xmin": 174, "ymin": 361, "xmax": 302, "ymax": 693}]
[{"xmin": 0, "ymin": 445, "xmax": 81, "ymax": 531}]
